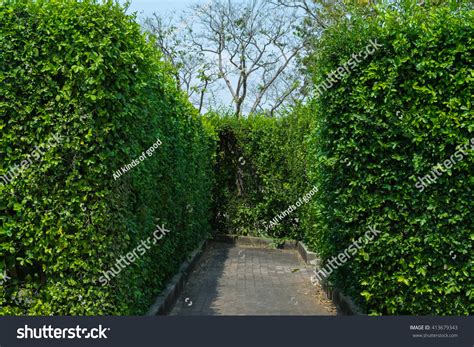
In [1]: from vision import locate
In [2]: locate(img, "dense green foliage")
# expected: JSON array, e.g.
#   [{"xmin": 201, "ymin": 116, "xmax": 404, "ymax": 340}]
[
  {"xmin": 208, "ymin": 108, "xmax": 314, "ymax": 242},
  {"xmin": 1, "ymin": 0, "xmax": 472, "ymax": 318},
  {"xmin": 0, "ymin": 0, "xmax": 215, "ymax": 315},
  {"xmin": 307, "ymin": 3, "xmax": 473, "ymax": 314}
]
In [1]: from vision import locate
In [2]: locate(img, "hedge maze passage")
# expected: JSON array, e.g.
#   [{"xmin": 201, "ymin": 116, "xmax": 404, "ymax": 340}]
[{"xmin": 1, "ymin": 0, "xmax": 472, "ymax": 316}]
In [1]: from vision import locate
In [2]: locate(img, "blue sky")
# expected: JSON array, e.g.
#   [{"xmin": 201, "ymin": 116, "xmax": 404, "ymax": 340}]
[{"xmin": 121, "ymin": 0, "xmax": 201, "ymax": 19}]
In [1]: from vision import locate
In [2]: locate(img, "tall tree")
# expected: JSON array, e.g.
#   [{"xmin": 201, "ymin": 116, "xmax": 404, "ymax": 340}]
[
  {"xmin": 146, "ymin": 0, "xmax": 305, "ymax": 117},
  {"xmin": 144, "ymin": 14, "xmax": 217, "ymax": 113},
  {"xmin": 271, "ymin": 0, "xmax": 381, "ymax": 89}
]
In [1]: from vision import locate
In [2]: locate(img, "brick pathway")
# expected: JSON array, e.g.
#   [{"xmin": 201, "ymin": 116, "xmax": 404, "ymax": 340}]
[{"xmin": 170, "ymin": 241, "xmax": 337, "ymax": 315}]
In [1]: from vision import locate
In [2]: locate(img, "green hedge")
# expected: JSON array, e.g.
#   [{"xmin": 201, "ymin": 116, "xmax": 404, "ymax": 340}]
[
  {"xmin": 208, "ymin": 108, "xmax": 314, "ymax": 242},
  {"xmin": 0, "ymin": 0, "xmax": 215, "ymax": 315},
  {"xmin": 307, "ymin": 3, "xmax": 473, "ymax": 314}
]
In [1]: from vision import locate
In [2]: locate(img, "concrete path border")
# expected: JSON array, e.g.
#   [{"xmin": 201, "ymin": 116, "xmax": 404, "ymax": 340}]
[
  {"xmin": 293, "ymin": 238, "xmax": 365, "ymax": 315},
  {"xmin": 147, "ymin": 239, "xmax": 208, "ymax": 316}
]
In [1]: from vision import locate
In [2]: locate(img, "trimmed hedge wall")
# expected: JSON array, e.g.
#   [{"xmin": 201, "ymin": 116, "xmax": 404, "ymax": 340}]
[
  {"xmin": 208, "ymin": 107, "xmax": 314, "ymax": 242},
  {"xmin": 1, "ymin": 0, "xmax": 471, "ymax": 317},
  {"xmin": 0, "ymin": 0, "xmax": 215, "ymax": 315},
  {"xmin": 307, "ymin": 3, "xmax": 473, "ymax": 314}
]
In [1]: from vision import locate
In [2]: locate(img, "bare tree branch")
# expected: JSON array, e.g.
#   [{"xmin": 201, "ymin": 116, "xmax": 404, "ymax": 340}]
[{"xmin": 145, "ymin": 0, "xmax": 306, "ymax": 116}]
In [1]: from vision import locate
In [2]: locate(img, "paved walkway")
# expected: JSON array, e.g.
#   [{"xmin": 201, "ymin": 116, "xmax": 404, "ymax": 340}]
[{"xmin": 170, "ymin": 241, "xmax": 337, "ymax": 315}]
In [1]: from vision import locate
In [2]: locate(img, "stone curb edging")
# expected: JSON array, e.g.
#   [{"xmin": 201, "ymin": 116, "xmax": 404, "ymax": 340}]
[
  {"xmin": 295, "ymin": 239, "xmax": 365, "ymax": 316},
  {"xmin": 213, "ymin": 234, "xmax": 297, "ymax": 249},
  {"xmin": 320, "ymin": 283, "xmax": 366, "ymax": 316},
  {"xmin": 146, "ymin": 239, "xmax": 208, "ymax": 316},
  {"xmin": 296, "ymin": 240, "xmax": 320, "ymax": 266}
]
